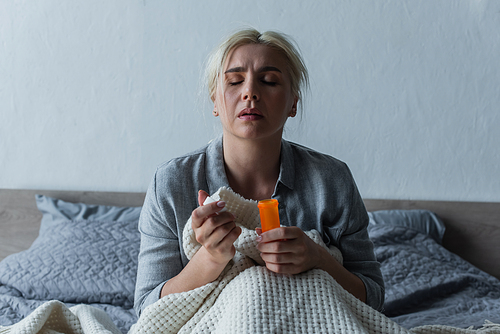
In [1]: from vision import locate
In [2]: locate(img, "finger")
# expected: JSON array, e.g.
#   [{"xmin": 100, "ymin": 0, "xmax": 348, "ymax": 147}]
[
  {"xmin": 260, "ymin": 249, "xmax": 311, "ymax": 275},
  {"xmin": 205, "ymin": 222, "xmax": 241, "ymax": 250},
  {"xmin": 198, "ymin": 190, "xmax": 210, "ymax": 206},
  {"xmin": 194, "ymin": 211, "xmax": 235, "ymax": 244},
  {"xmin": 257, "ymin": 239, "xmax": 294, "ymax": 254},
  {"xmin": 192, "ymin": 200, "xmax": 228, "ymax": 229},
  {"xmin": 260, "ymin": 251, "xmax": 295, "ymax": 265},
  {"xmin": 205, "ymin": 212, "xmax": 236, "ymax": 230},
  {"xmin": 200, "ymin": 191, "xmax": 228, "ymax": 213},
  {"xmin": 264, "ymin": 262, "xmax": 298, "ymax": 275},
  {"xmin": 259, "ymin": 226, "xmax": 300, "ymax": 243},
  {"xmin": 221, "ymin": 225, "xmax": 242, "ymax": 244}
]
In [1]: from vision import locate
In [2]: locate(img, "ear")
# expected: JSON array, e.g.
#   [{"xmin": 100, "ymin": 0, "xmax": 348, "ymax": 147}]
[
  {"xmin": 289, "ymin": 97, "xmax": 298, "ymax": 117},
  {"xmin": 213, "ymin": 104, "xmax": 219, "ymax": 117}
]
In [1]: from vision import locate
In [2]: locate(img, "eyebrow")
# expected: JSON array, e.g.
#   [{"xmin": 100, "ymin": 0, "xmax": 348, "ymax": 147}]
[{"xmin": 224, "ymin": 66, "xmax": 282, "ymax": 74}]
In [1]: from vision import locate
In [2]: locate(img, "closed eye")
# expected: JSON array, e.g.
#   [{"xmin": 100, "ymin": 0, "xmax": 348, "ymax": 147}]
[
  {"xmin": 229, "ymin": 80, "xmax": 244, "ymax": 86},
  {"xmin": 262, "ymin": 80, "xmax": 277, "ymax": 86}
]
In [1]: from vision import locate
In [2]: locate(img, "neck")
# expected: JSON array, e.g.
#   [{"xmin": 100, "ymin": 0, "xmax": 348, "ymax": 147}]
[{"xmin": 222, "ymin": 134, "xmax": 282, "ymax": 201}]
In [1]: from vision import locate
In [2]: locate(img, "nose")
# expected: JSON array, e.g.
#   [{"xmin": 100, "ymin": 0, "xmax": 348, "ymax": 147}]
[
  {"xmin": 242, "ymin": 78, "xmax": 259, "ymax": 101},
  {"xmin": 244, "ymin": 93, "xmax": 258, "ymax": 101}
]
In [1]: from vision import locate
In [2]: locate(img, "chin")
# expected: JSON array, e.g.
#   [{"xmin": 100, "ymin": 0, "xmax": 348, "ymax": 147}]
[{"xmin": 224, "ymin": 125, "xmax": 284, "ymax": 142}]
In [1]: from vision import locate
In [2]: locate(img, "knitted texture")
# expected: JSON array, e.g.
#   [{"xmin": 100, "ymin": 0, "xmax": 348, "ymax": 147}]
[
  {"xmin": 2, "ymin": 187, "xmax": 499, "ymax": 333},
  {"xmin": 0, "ymin": 300, "xmax": 122, "ymax": 334},
  {"xmin": 183, "ymin": 187, "xmax": 343, "ymax": 266},
  {"xmin": 129, "ymin": 187, "xmax": 500, "ymax": 334}
]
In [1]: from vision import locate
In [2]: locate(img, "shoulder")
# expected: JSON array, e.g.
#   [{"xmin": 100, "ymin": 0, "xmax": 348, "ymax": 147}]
[
  {"xmin": 286, "ymin": 140, "xmax": 351, "ymax": 176},
  {"xmin": 156, "ymin": 145, "xmax": 208, "ymax": 176},
  {"xmin": 152, "ymin": 143, "xmax": 212, "ymax": 195},
  {"xmin": 283, "ymin": 140, "xmax": 359, "ymax": 203}
]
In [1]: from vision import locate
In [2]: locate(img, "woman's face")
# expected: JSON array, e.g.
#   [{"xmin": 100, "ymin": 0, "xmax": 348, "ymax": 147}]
[{"xmin": 214, "ymin": 44, "xmax": 298, "ymax": 143}]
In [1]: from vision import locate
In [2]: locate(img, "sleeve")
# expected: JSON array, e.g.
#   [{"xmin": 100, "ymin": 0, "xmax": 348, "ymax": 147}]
[
  {"xmin": 338, "ymin": 170, "xmax": 385, "ymax": 311},
  {"xmin": 133, "ymin": 169, "xmax": 185, "ymax": 317}
]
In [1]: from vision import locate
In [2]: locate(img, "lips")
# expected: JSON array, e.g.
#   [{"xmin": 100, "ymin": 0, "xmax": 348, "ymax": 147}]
[{"xmin": 238, "ymin": 108, "xmax": 263, "ymax": 121}]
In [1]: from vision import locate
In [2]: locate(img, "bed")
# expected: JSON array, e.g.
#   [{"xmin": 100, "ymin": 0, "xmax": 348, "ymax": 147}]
[{"xmin": 0, "ymin": 188, "xmax": 499, "ymax": 333}]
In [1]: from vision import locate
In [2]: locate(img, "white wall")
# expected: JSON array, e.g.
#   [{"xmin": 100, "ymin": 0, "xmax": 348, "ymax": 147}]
[{"xmin": 1, "ymin": 0, "xmax": 499, "ymax": 201}]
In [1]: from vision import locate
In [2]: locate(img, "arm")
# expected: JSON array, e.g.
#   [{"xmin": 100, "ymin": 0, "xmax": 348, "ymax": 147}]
[
  {"xmin": 160, "ymin": 246, "xmax": 228, "ymax": 296},
  {"xmin": 135, "ymin": 187, "xmax": 241, "ymax": 316},
  {"xmin": 160, "ymin": 190, "xmax": 241, "ymax": 296},
  {"xmin": 254, "ymin": 158, "xmax": 383, "ymax": 309},
  {"xmin": 134, "ymin": 173, "xmax": 184, "ymax": 316}
]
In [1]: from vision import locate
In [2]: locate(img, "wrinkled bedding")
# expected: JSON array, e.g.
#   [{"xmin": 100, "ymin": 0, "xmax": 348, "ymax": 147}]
[
  {"xmin": 0, "ymin": 196, "xmax": 499, "ymax": 333},
  {"xmin": 0, "ymin": 217, "xmax": 139, "ymax": 333},
  {"xmin": 0, "ymin": 195, "xmax": 141, "ymax": 333},
  {"xmin": 369, "ymin": 223, "xmax": 500, "ymax": 329}
]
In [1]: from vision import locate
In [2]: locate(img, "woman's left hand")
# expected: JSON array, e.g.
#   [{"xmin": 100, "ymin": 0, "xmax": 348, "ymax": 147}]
[{"xmin": 256, "ymin": 226, "xmax": 324, "ymax": 275}]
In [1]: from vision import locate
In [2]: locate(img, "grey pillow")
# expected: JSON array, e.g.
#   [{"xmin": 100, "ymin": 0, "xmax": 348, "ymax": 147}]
[
  {"xmin": 0, "ymin": 195, "xmax": 142, "ymax": 308},
  {"xmin": 35, "ymin": 194, "xmax": 142, "ymax": 232},
  {"xmin": 368, "ymin": 209, "xmax": 446, "ymax": 244}
]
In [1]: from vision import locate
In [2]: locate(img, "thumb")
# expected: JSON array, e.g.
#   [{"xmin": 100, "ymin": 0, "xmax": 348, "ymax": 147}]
[{"xmin": 198, "ymin": 190, "xmax": 210, "ymax": 206}]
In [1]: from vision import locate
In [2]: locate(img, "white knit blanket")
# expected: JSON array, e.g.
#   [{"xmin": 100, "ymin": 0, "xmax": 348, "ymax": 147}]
[
  {"xmin": 2, "ymin": 187, "xmax": 499, "ymax": 334},
  {"xmin": 0, "ymin": 301, "xmax": 122, "ymax": 334},
  {"xmin": 128, "ymin": 187, "xmax": 500, "ymax": 334}
]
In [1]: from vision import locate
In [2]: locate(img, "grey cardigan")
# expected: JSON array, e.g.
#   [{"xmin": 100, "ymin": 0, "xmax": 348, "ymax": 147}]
[{"xmin": 134, "ymin": 135, "xmax": 384, "ymax": 316}]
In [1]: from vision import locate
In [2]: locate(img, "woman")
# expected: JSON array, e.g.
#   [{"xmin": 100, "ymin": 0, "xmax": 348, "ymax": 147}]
[{"xmin": 134, "ymin": 28, "xmax": 384, "ymax": 317}]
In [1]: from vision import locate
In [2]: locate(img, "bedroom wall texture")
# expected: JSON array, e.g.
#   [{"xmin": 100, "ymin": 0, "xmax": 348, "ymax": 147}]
[{"xmin": 1, "ymin": 1, "xmax": 499, "ymax": 202}]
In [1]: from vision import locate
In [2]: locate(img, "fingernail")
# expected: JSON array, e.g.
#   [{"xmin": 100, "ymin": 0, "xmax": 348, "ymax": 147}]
[
  {"xmin": 217, "ymin": 201, "xmax": 226, "ymax": 208},
  {"xmin": 256, "ymin": 235, "xmax": 262, "ymax": 242}
]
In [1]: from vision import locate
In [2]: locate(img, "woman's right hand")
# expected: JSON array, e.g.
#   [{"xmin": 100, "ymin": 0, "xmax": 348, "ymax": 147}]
[
  {"xmin": 191, "ymin": 190, "xmax": 241, "ymax": 265},
  {"xmin": 160, "ymin": 190, "xmax": 241, "ymax": 297}
]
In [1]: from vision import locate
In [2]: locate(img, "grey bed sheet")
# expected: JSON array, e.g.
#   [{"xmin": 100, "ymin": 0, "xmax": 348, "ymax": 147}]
[
  {"xmin": 369, "ymin": 223, "xmax": 500, "ymax": 329},
  {"xmin": 0, "ymin": 217, "xmax": 139, "ymax": 333},
  {"xmin": 0, "ymin": 195, "xmax": 142, "ymax": 333},
  {"xmin": 1, "ymin": 209, "xmax": 499, "ymax": 332}
]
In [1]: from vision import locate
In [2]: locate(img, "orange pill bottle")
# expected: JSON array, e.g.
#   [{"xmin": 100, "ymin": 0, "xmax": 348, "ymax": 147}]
[{"xmin": 258, "ymin": 199, "xmax": 281, "ymax": 232}]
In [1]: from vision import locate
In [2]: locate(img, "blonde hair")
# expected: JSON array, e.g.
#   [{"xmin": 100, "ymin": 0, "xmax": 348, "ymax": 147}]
[{"xmin": 206, "ymin": 28, "xmax": 309, "ymax": 111}]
